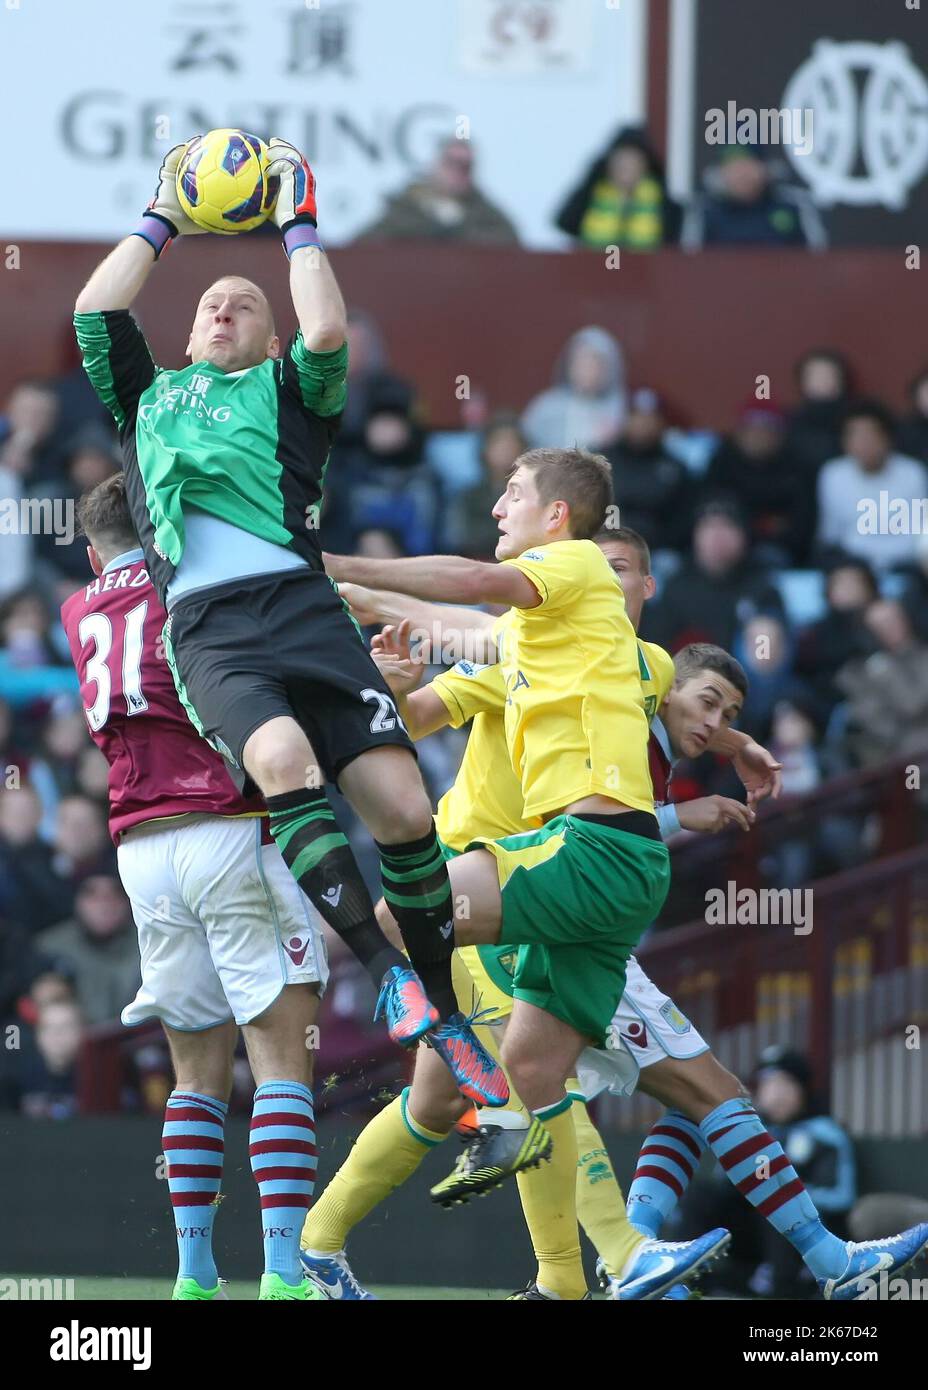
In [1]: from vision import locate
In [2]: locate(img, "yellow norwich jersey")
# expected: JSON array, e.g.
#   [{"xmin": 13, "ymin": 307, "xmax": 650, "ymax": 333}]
[
  {"xmin": 638, "ymin": 639, "xmax": 675, "ymax": 721},
  {"xmin": 431, "ymin": 616, "xmax": 538, "ymax": 854},
  {"xmin": 432, "ymin": 623, "xmax": 673, "ymax": 1005},
  {"xmin": 497, "ymin": 539, "xmax": 655, "ymax": 818}
]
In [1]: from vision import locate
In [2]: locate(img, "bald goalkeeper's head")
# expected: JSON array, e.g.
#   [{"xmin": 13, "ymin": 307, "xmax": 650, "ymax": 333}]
[{"xmin": 186, "ymin": 276, "xmax": 280, "ymax": 372}]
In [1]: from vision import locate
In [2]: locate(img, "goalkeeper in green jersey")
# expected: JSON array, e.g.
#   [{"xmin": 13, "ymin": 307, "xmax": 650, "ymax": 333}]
[{"xmin": 73, "ymin": 138, "xmax": 506, "ymax": 1109}]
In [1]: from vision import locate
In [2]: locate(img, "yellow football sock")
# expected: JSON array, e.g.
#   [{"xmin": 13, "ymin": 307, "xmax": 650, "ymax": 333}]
[
  {"xmin": 301, "ymin": 1089, "xmax": 447, "ymax": 1254},
  {"xmin": 572, "ymin": 1098, "xmax": 643, "ymax": 1278},
  {"xmin": 516, "ymin": 1097, "xmax": 587, "ymax": 1300},
  {"xmin": 473, "ymin": 1014, "xmax": 530, "ymax": 1125}
]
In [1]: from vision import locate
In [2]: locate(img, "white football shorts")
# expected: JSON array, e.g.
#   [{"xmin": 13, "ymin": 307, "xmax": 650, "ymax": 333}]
[
  {"xmin": 576, "ymin": 956, "xmax": 709, "ymax": 1102},
  {"xmin": 118, "ymin": 814, "xmax": 328, "ymax": 1031}
]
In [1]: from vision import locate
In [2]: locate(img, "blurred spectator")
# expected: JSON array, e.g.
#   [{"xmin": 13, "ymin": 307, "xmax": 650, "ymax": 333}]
[
  {"xmin": 645, "ymin": 498, "xmax": 784, "ymax": 653},
  {"xmin": 74, "ymin": 743, "xmax": 111, "ymax": 802},
  {"xmin": 352, "ymin": 527, "xmax": 406, "ymax": 560},
  {"xmin": 795, "ymin": 557, "xmax": 879, "ymax": 722},
  {"xmin": 0, "ymin": 466, "xmax": 31, "ymax": 600},
  {"xmin": 555, "ymin": 126, "xmax": 682, "ymax": 250},
  {"xmin": 339, "ymin": 310, "xmax": 416, "ymax": 450},
  {"xmin": 359, "ymin": 137, "xmax": 518, "ymax": 244},
  {"xmin": 837, "ymin": 599, "xmax": 928, "ymax": 769},
  {"xmin": 682, "ymin": 146, "xmax": 826, "ymax": 249},
  {"xmin": 52, "ymin": 793, "xmax": 112, "ymax": 874},
  {"xmin": 50, "ymin": 322, "xmax": 116, "ymax": 441},
  {"xmin": 816, "ymin": 402, "xmax": 928, "ymax": 573},
  {"xmin": 0, "ymin": 785, "xmax": 61, "ymax": 934},
  {"xmin": 28, "ymin": 698, "xmax": 98, "ymax": 835},
  {"xmin": 0, "ymin": 919, "xmax": 55, "ymax": 1029},
  {"xmin": 0, "ymin": 380, "xmax": 62, "ymax": 483},
  {"xmin": 604, "ymin": 389, "xmax": 692, "ymax": 552},
  {"xmin": 0, "ymin": 589, "xmax": 77, "ymax": 709},
  {"xmin": 33, "ymin": 428, "xmax": 120, "ymax": 586},
  {"xmin": 36, "ymin": 874, "xmax": 139, "ymax": 1025},
  {"xmin": 521, "ymin": 326, "xmax": 626, "ymax": 451},
  {"xmin": 898, "ymin": 529, "xmax": 928, "ymax": 643},
  {"xmin": 896, "ymin": 367, "xmax": 928, "ymax": 465},
  {"xmin": 0, "ymin": 695, "xmax": 29, "ymax": 783},
  {"xmin": 446, "ymin": 413, "xmax": 527, "ymax": 556},
  {"xmin": 0, "ymin": 382, "xmax": 64, "ymax": 598},
  {"xmin": 732, "ymin": 612, "xmax": 806, "ymax": 742},
  {"xmin": 702, "ymin": 397, "xmax": 814, "ymax": 563},
  {"xmin": 13, "ymin": 998, "xmax": 84, "ymax": 1120},
  {"xmin": 324, "ymin": 385, "xmax": 439, "ymax": 555},
  {"xmin": 787, "ymin": 349, "xmax": 854, "ymax": 473},
  {"xmin": 771, "ymin": 698, "xmax": 823, "ymax": 797}
]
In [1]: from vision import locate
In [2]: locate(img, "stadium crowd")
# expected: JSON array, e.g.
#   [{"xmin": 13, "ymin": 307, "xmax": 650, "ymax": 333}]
[
  {"xmin": 1, "ymin": 290, "xmax": 928, "ymax": 1119},
  {"xmin": 358, "ymin": 129, "xmax": 827, "ymax": 250}
]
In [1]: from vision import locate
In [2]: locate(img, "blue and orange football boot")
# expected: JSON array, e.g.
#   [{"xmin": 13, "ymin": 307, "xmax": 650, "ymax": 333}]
[
  {"xmin": 374, "ymin": 964, "xmax": 439, "ymax": 1047},
  {"xmin": 427, "ymin": 1007, "xmax": 510, "ymax": 1108}
]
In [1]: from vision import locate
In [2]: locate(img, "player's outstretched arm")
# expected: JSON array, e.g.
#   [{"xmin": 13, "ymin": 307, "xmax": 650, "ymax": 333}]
[
  {"xmin": 266, "ymin": 138, "xmax": 346, "ymax": 351},
  {"xmin": 288, "ymin": 246, "xmax": 346, "ymax": 352},
  {"xmin": 74, "ymin": 143, "xmax": 203, "ymax": 313},
  {"xmin": 324, "ymin": 552, "xmax": 539, "ymax": 609},
  {"xmin": 74, "ymin": 235, "xmax": 158, "ymax": 314},
  {"xmin": 338, "ymin": 582, "xmax": 497, "ymax": 663}
]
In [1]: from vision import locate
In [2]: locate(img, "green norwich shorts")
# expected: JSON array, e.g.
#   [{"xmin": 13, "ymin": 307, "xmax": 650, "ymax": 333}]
[{"xmin": 467, "ymin": 814, "xmax": 670, "ymax": 1045}]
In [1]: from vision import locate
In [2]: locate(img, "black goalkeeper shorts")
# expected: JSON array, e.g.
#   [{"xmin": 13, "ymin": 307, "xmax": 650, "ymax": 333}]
[{"xmin": 165, "ymin": 568, "xmax": 416, "ymax": 788}]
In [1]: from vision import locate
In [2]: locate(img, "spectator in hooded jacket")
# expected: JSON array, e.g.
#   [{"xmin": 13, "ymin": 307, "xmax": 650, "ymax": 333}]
[
  {"xmin": 521, "ymin": 325, "xmax": 626, "ymax": 452},
  {"xmin": 555, "ymin": 126, "xmax": 682, "ymax": 250}
]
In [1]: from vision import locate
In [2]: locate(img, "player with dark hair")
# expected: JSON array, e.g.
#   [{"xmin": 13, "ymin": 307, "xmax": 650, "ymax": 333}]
[
  {"xmin": 324, "ymin": 453, "xmax": 726, "ymax": 1295},
  {"xmin": 71, "ymin": 138, "xmax": 504, "ymax": 1109},
  {"xmin": 63, "ymin": 474, "xmax": 329, "ymax": 1300}
]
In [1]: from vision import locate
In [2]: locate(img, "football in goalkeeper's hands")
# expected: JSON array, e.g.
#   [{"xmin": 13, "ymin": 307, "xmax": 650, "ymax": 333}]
[{"xmin": 175, "ymin": 129, "xmax": 277, "ymax": 234}]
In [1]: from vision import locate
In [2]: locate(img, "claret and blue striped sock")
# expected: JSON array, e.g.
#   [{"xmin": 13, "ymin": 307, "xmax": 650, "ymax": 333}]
[
  {"xmin": 626, "ymin": 1110, "xmax": 705, "ymax": 1237},
  {"xmin": 250, "ymin": 1080, "xmax": 317, "ymax": 1286},
  {"xmin": 162, "ymin": 1090, "xmax": 227, "ymax": 1289},
  {"xmin": 700, "ymin": 1097, "xmax": 847, "ymax": 1280}
]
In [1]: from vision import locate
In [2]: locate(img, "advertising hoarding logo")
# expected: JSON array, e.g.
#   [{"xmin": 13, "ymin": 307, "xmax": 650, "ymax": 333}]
[{"xmin": 782, "ymin": 40, "xmax": 928, "ymax": 208}]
